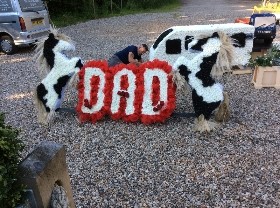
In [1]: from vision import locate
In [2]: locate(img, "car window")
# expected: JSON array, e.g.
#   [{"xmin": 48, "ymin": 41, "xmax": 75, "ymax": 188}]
[
  {"xmin": 18, "ymin": 0, "xmax": 45, "ymax": 12},
  {"xmin": 0, "ymin": 0, "xmax": 13, "ymax": 13},
  {"xmin": 254, "ymin": 16, "xmax": 276, "ymax": 27}
]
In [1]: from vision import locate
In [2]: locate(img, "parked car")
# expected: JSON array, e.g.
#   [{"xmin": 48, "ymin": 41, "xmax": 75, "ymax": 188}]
[
  {"xmin": 0, "ymin": 0, "xmax": 51, "ymax": 54},
  {"xmin": 235, "ymin": 13, "xmax": 276, "ymax": 45},
  {"xmin": 250, "ymin": 13, "xmax": 277, "ymax": 45}
]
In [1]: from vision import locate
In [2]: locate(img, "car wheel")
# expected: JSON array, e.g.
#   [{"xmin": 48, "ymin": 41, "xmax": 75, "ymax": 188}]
[{"xmin": 0, "ymin": 35, "xmax": 17, "ymax": 55}]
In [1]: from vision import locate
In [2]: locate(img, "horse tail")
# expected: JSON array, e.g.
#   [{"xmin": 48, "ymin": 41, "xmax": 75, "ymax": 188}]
[{"xmin": 33, "ymin": 87, "xmax": 49, "ymax": 125}]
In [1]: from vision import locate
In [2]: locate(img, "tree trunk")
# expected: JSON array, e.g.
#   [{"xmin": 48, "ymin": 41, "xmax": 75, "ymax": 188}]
[
  {"xmin": 263, "ymin": 0, "xmax": 268, "ymax": 7},
  {"xmin": 93, "ymin": 0, "xmax": 95, "ymax": 16}
]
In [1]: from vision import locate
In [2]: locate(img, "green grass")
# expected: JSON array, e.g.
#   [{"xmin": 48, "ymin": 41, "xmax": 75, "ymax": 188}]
[
  {"xmin": 253, "ymin": 2, "xmax": 280, "ymax": 13},
  {"xmin": 50, "ymin": 1, "xmax": 181, "ymax": 27},
  {"xmin": 49, "ymin": 12, "xmax": 94, "ymax": 27}
]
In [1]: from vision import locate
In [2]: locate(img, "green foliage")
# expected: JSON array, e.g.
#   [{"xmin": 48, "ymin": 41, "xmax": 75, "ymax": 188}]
[
  {"xmin": 254, "ymin": 0, "xmax": 280, "ymax": 13},
  {"xmin": 126, "ymin": 0, "xmax": 174, "ymax": 9},
  {"xmin": 0, "ymin": 113, "xmax": 25, "ymax": 208},
  {"xmin": 46, "ymin": 0, "xmax": 180, "ymax": 27},
  {"xmin": 249, "ymin": 46, "xmax": 280, "ymax": 67}
]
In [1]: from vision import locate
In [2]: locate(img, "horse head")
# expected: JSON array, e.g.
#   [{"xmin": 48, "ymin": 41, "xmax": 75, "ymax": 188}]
[{"xmin": 34, "ymin": 27, "xmax": 75, "ymax": 77}]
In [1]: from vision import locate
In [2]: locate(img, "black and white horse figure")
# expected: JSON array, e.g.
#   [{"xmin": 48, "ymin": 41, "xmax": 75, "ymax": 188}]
[
  {"xmin": 34, "ymin": 31, "xmax": 83, "ymax": 125},
  {"xmin": 173, "ymin": 31, "xmax": 233, "ymax": 132}
]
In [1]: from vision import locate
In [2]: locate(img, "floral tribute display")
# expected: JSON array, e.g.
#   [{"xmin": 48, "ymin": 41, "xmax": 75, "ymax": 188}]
[
  {"xmin": 149, "ymin": 23, "xmax": 255, "ymax": 67},
  {"xmin": 76, "ymin": 60, "xmax": 111, "ymax": 123},
  {"xmin": 139, "ymin": 61, "xmax": 176, "ymax": 124},
  {"xmin": 107, "ymin": 63, "xmax": 142, "ymax": 123},
  {"xmin": 172, "ymin": 31, "xmax": 233, "ymax": 132},
  {"xmin": 76, "ymin": 60, "xmax": 176, "ymax": 124},
  {"xmin": 34, "ymin": 32, "xmax": 83, "ymax": 125},
  {"xmin": 33, "ymin": 26, "xmax": 239, "ymax": 129}
]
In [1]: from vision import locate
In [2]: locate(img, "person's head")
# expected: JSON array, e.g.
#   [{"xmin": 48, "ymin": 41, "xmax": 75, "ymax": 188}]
[{"xmin": 138, "ymin": 44, "xmax": 149, "ymax": 55}]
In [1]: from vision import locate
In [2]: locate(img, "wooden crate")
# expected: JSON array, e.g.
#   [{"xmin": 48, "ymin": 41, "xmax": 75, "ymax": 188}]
[
  {"xmin": 232, "ymin": 66, "xmax": 252, "ymax": 75},
  {"xmin": 231, "ymin": 65, "xmax": 253, "ymax": 75},
  {"xmin": 232, "ymin": 68, "xmax": 252, "ymax": 75},
  {"xmin": 252, "ymin": 66, "xmax": 280, "ymax": 89}
]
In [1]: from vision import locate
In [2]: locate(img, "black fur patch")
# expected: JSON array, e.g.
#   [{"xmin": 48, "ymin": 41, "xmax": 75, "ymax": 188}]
[
  {"xmin": 153, "ymin": 28, "xmax": 173, "ymax": 49},
  {"xmin": 196, "ymin": 52, "xmax": 218, "ymax": 87},
  {"xmin": 192, "ymin": 89, "xmax": 221, "ymax": 120},
  {"xmin": 185, "ymin": 36, "xmax": 194, "ymax": 50},
  {"xmin": 231, "ymin": 32, "xmax": 246, "ymax": 47},
  {"xmin": 166, "ymin": 39, "xmax": 181, "ymax": 54},
  {"xmin": 37, "ymin": 83, "xmax": 50, "ymax": 112},
  {"xmin": 75, "ymin": 59, "xmax": 83, "ymax": 69},
  {"xmin": 43, "ymin": 33, "xmax": 59, "ymax": 69},
  {"xmin": 53, "ymin": 75, "xmax": 71, "ymax": 99},
  {"xmin": 178, "ymin": 65, "xmax": 191, "ymax": 82},
  {"xmin": 191, "ymin": 32, "xmax": 219, "ymax": 51}
]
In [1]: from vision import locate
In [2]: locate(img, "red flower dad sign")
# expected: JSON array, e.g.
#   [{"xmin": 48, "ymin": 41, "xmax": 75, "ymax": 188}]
[{"xmin": 76, "ymin": 59, "xmax": 176, "ymax": 124}]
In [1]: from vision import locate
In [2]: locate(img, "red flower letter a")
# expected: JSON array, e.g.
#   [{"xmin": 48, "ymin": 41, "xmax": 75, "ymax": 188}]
[{"xmin": 108, "ymin": 64, "xmax": 141, "ymax": 122}]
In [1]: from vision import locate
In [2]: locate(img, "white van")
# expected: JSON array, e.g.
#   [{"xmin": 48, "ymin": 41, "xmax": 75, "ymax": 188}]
[{"xmin": 0, "ymin": 0, "xmax": 51, "ymax": 54}]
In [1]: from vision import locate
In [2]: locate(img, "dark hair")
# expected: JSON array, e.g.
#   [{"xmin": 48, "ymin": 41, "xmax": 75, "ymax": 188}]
[{"xmin": 142, "ymin": 44, "xmax": 149, "ymax": 51}]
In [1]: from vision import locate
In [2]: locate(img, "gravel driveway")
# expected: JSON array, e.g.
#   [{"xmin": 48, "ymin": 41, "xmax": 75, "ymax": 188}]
[{"xmin": 1, "ymin": 0, "xmax": 280, "ymax": 207}]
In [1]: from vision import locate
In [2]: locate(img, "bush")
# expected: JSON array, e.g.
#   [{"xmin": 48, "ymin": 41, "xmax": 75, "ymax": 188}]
[
  {"xmin": 46, "ymin": 0, "xmax": 180, "ymax": 27},
  {"xmin": 0, "ymin": 113, "xmax": 25, "ymax": 208},
  {"xmin": 249, "ymin": 46, "xmax": 280, "ymax": 67},
  {"xmin": 126, "ymin": 0, "xmax": 176, "ymax": 9}
]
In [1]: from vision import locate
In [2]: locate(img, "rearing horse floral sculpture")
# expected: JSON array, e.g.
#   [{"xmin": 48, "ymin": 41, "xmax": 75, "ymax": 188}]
[{"xmin": 34, "ymin": 30, "xmax": 83, "ymax": 125}]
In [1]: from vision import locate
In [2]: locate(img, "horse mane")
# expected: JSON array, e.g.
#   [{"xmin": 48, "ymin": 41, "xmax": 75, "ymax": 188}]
[
  {"xmin": 211, "ymin": 31, "xmax": 234, "ymax": 78},
  {"xmin": 33, "ymin": 25, "xmax": 73, "ymax": 78}
]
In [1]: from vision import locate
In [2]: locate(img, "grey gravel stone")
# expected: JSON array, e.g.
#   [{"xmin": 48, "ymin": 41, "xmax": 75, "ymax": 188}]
[
  {"xmin": 1, "ymin": 0, "xmax": 280, "ymax": 207},
  {"xmin": 51, "ymin": 184, "xmax": 70, "ymax": 208}
]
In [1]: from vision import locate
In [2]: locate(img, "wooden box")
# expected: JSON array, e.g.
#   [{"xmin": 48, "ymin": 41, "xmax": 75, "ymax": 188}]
[{"xmin": 252, "ymin": 66, "xmax": 280, "ymax": 89}]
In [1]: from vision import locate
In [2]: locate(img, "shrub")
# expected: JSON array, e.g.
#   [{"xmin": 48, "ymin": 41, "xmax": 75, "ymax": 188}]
[
  {"xmin": 46, "ymin": 0, "xmax": 180, "ymax": 27},
  {"xmin": 0, "ymin": 113, "xmax": 25, "ymax": 208},
  {"xmin": 249, "ymin": 46, "xmax": 280, "ymax": 67}
]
